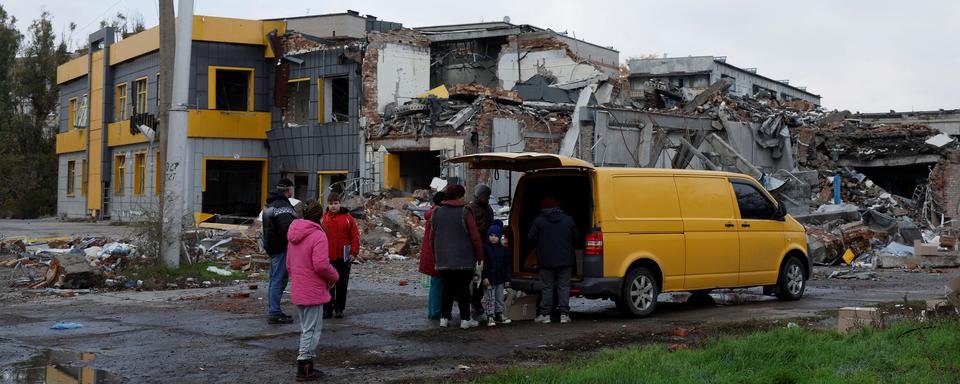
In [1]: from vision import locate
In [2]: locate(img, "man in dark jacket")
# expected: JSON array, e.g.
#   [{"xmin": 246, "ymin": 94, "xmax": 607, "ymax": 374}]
[
  {"xmin": 432, "ymin": 184, "xmax": 484, "ymax": 329},
  {"xmin": 263, "ymin": 178, "xmax": 299, "ymax": 324},
  {"xmin": 529, "ymin": 196, "xmax": 578, "ymax": 324},
  {"xmin": 468, "ymin": 184, "xmax": 495, "ymax": 235}
]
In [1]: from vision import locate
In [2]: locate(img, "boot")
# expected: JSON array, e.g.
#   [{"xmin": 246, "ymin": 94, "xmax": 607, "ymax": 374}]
[{"xmin": 296, "ymin": 359, "xmax": 323, "ymax": 381}]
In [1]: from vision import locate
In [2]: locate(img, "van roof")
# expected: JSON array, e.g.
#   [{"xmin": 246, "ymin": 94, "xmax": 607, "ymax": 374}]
[{"xmin": 592, "ymin": 167, "xmax": 750, "ymax": 179}]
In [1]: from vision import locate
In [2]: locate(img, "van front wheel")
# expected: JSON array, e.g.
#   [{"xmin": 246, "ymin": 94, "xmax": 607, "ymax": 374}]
[
  {"xmin": 617, "ymin": 267, "xmax": 659, "ymax": 317},
  {"xmin": 775, "ymin": 256, "xmax": 806, "ymax": 301}
]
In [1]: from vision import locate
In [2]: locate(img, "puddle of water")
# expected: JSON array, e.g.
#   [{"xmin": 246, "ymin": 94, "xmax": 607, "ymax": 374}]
[{"xmin": 0, "ymin": 350, "xmax": 124, "ymax": 383}]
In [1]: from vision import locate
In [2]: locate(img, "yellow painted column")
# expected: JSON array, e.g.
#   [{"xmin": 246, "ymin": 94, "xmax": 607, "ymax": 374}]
[
  {"xmin": 383, "ymin": 153, "xmax": 403, "ymax": 191},
  {"xmin": 86, "ymin": 50, "xmax": 105, "ymax": 214}
]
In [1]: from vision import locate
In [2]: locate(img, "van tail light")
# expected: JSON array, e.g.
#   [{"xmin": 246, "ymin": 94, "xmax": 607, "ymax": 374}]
[{"xmin": 585, "ymin": 229, "xmax": 603, "ymax": 257}]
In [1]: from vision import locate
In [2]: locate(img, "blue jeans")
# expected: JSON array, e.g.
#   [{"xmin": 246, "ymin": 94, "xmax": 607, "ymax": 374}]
[{"xmin": 268, "ymin": 252, "xmax": 289, "ymax": 317}]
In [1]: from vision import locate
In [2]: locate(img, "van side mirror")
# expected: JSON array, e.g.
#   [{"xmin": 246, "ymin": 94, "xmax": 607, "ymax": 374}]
[{"xmin": 774, "ymin": 199, "xmax": 787, "ymax": 221}]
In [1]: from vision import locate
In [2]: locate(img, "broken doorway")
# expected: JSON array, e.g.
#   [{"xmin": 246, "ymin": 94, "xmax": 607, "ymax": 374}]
[
  {"xmin": 319, "ymin": 171, "xmax": 348, "ymax": 203},
  {"xmin": 855, "ymin": 163, "xmax": 933, "ymax": 198},
  {"xmin": 398, "ymin": 151, "xmax": 442, "ymax": 193},
  {"xmin": 202, "ymin": 159, "xmax": 264, "ymax": 219}
]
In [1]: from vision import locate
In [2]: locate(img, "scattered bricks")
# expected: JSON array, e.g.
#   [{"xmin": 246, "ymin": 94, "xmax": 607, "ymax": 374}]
[
  {"xmin": 672, "ymin": 328, "xmax": 689, "ymax": 337},
  {"xmin": 230, "ymin": 292, "xmax": 251, "ymax": 299},
  {"xmin": 837, "ymin": 307, "xmax": 881, "ymax": 334},
  {"xmin": 398, "ymin": 279, "xmax": 409, "ymax": 286},
  {"xmin": 806, "ymin": 227, "xmax": 844, "ymax": 264},
  {"xmin": 839, "ymin": 222, "xmax": 873, "ymax": 255},
  {"xmin": 939, "ymin": 233, "xmax": 956, "ymax": 250},
  {"xmin": 229, "ymin": 258, "xmax": 249, "ymax": 271},
  {"xmin": 0, "ymin": 239, "xmax": 26, "ymax": 255},
  {"xmin": 47, "ymin": 240, "xmax": 72, "ymax": 249}
]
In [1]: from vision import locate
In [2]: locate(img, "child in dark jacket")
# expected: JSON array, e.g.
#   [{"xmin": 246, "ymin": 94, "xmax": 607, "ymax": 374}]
[{"xmin": 482, "ymin": 220, "xmax": 512, "ymax": 326}]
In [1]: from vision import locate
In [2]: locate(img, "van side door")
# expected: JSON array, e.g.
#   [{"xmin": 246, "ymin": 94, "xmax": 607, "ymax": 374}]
[
  {"xmin": 730, "ymin": 179, "xmax": 786, "ymax": 286},
  {"xmin": 676, "ymin": 176, "xmax": 740, "ymax": 289}
]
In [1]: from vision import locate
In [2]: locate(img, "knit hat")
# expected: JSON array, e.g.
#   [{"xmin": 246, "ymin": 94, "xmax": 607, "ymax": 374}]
[
  {"xmin": 276, "ymin": 178, "xmax": 294, "ymax": 189},
  {"xmin": 540, "ymin": 196, "xmax": 560, "ymax": 210},
  {"xmin": 474, "ymin": 184, "xmax": 492, "ymax": 199},
  {"xmin": 444, "ymin": 184, "xmax": 466, "ymax": 199},
  {"xmin": 303, "ymin": 199, "xmax": 324, "ymax": 223},
  {"xmin": 488, "ymin": 219, "xmax": 504, "ymax": 237}
]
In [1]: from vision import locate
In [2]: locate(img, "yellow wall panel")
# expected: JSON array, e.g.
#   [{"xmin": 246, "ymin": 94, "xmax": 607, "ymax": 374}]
[
  {"xmin": 57, "ymin": 55, "xmax": 88, "ymax": 84},
  {"xmin": 56, "ymin": 129, "xmax": 88, "ymax": 154},
  {"xmin": 87, "ymin": 50, "xmax": 105, "ymax": 212},
  {"xmin": 109, "ymin": 26, "xmax": 160, "ymax": 65},
  {"xmin": 187, "ymin": 109, "xmax": 271, "ymax": 139},
  {"xmin": 107, "ymin": 121, "xmax": 149, "ymax": 147}
]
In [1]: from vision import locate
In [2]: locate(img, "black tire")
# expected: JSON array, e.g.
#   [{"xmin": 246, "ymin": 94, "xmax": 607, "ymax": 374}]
[
  {"xmin": 616, "ymin": 267, "xmax": 659, "ymax": 317},
  {"xmin": 775, "ymin": 256, "xmax": 806, "ymax": 301}
]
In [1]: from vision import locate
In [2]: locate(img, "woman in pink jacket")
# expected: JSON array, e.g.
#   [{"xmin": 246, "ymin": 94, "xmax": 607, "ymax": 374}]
[{"xmin": 286, "ymin": 200, "xmax": 339, "ymax": 381}]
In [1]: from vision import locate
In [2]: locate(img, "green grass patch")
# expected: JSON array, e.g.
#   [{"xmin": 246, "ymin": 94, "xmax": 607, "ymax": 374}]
[
  {"xmin": 483, "ymin": 320, "xmax": 960, "ymax": 384},
  {"xmin": 127, "ymin": 261, "xmax": 244, "ymax": 282}
]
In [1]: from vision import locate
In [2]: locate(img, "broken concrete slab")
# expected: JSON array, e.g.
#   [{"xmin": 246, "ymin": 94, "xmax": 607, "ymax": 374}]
[
  {"xmin": 925, "ymin": 133, "xmax": 955, "ymax": 148},
  {"xmin": 682, "ymin": 78, "xmax": 733, "ymax": 114},
  {"xmin": 53, "ymin": 252, "xmax": 103, "ymax": 289},
  {"xmin": 877, "ymin": 254, "xmax": 960, "ymax": 269},
  {"xmin": 837, "ymin": 307, "xmax": 880, "ymax": 334}
]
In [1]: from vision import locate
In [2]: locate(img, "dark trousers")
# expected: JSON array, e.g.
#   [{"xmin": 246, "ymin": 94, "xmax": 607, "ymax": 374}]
[
  {"xmin": 326, "ymin": 258, "xmax": 351, "ymax": 313},
  {"xmin": 539, "ymin": 266, "xmax": 572, "ymax": 315},
  {"xmin": 470, "ymin": 280, "xmax": 485, "ymax": 320},
  {"xmin": 440, "ymin": 270, "xmax": 473, "ymax": 320}
]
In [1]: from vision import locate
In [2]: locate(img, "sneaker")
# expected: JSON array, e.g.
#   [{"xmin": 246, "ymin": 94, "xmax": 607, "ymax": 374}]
[
  {"xmin": 560, "ymin": 314, "xmax": 571, "ymax": 324},
  {"xmin": 440, "ymin": 318, "xmax": 449, "ymax": 328},
  {"xmin": 496, "ymin": 313, "xmax": 512, "ymax": 324},
  {"xmin": 461, "ymin": 319, "xmax": 479, "ymax": 329},
  {"xmin": 487, "ymin": 317, "xmax": 496, "ymax": 327},
  {"xmin": 268, "ymin": 315, "xmax": 293, "ymax": 324},
  {"xmin": 534, "ymin": 315, "xmax": 551, "ymax": 324}
]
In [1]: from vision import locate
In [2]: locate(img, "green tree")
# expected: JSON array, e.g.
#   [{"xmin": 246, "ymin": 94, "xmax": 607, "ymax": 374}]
[
  {"xmin": 0, "ymin": 9, "xmax": 67, "ymax": 218},
  {"xmin": 0, "ymin": 5, "xmax": 21, "ymax": 122}
]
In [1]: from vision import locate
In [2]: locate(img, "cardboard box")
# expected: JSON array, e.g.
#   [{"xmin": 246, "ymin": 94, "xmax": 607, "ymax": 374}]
[
  {"xmin": 837, "ymin": 307, "xmax": 880, "ymax": 334},
  {"xmin": 946, "ymin": 274, "xmax": 960, "ymax": 308},
  {"xmin": 504, "ymin": 290, "xmax": 539, "ymax": 321},
  {"xmin": 915, "ymin": 240, "xmax": 939, "ymax": 256}
]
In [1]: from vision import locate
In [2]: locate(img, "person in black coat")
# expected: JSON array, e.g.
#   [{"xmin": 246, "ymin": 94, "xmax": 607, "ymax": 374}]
[{"xmin": 528, "ymin": 196, "xmax": 578, "ymax": 324}]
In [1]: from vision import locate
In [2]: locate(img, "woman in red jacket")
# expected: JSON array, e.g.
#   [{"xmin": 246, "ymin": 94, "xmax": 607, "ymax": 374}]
[{"xmin": 321, "ymin": 193, "xmax": 360, "ymax": 319}]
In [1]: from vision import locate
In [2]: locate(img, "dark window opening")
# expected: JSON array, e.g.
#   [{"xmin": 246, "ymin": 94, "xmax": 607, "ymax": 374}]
[
  {"xmin": 202, "ymin": 160, "xmax": 263, "ymax": 219},
  {"xmin": 855, "ymin": 164, "xmax": 932, "ymax": 198},
  {"xmin": 331, "ymin": 77, "xmax": 349, "ymax": 121},
  {"xmin": 215, "ymin": 70, "xmax": 250, "ymax": 111},
  {"xmin": 733, "ymin": 182, "xmax": 776, "ymax": 220},
  {"xmin": 285, "ymin": 81, "xmax": 310, "ymax": 127},
  {"xmin": 397, "ymin": 151, "xmax": 442, "ymax": 193}
]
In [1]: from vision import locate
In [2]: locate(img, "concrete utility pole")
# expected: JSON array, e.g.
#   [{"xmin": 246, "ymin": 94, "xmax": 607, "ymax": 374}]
[
  {"xmin": 160, "ymin": 0, "xmax": 194, "ymax": 268},
  {"xmin": 158, "ymin": 0, "xmax": 174, "ymax": 265}
]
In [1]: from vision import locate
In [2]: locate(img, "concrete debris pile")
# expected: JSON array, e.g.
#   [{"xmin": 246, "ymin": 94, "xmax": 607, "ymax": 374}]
[
  {"xmin": 354, "ymin": 192, "xmax": 431, "ymax": 261},
  {"xmin": 373, "ymin": 84, "xmax": 567, "ymax": 140}
]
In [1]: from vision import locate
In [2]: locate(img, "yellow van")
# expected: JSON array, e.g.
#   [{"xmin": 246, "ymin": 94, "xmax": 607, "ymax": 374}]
[{"xmin": 451, "ymin": 152, "xmax": 810, "ymax": 317}]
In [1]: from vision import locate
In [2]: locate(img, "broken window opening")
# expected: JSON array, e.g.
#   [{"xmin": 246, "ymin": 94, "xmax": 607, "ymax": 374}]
[
  {"xmin": 854, "ymin": 164, "xmax": 932, "ymax": 198},
  {"xmin": 285, "ymin": 79, "xmax": 310, "ymax": 127},
  {"xmin": 215, "ymin": 69, "xmax": 251, "ymax": 111},
  {"xmin": 67, "ymin": 160, "xmax": 76, "ymax": 196},
  {"xmin": 396, "ymin": 151, "xmax": 442, "ymax": 193},
  {"xmin": 203, "ymin": 160, "xmax": 264, "ymax": 219},
  {"xmin": 331, "ymin": 77, "xmax": 349, "ymax": 121}
]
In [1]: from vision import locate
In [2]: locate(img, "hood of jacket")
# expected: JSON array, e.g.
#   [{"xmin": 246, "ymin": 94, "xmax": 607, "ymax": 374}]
[
  {"xmin": 288, "ymin": 219, "xmax": 324, "ymax": 245},
  {"xmin": 541, "ymin": 207, "xmax": 566, "ymax": 223},
  {"xmin": 266, "ymin": 191, "xmax": 289, "ymax": 204}
]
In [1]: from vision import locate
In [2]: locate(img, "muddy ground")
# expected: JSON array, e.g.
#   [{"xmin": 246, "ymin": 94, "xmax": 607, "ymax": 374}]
[{"xmin": 0, "ymin": 253, "xmax": 954, "ymax": 384}]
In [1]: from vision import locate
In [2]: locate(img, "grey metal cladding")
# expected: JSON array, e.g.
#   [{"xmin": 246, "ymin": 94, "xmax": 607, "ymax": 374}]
[{"xmin": 191, "ymin": 42, "xmax": 273, "ymax": 111}]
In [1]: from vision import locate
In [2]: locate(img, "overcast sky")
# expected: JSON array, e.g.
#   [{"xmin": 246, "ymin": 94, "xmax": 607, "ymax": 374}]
[{"xmin": 5, "ymin": 0, "xmax": 959, "ymax": 112}]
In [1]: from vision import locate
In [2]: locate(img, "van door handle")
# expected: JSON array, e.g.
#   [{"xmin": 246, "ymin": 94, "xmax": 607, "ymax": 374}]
[
  {"xmin": 724, "ymin": 223, "xmax": 735, "ymax": 228},
  {"xmin": 741, "ymin": 223, "xmax": 751, "ymax": 228}
]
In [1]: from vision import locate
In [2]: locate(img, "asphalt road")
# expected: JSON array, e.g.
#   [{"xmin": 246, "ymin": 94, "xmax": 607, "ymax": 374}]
[{"xmin": 0, "ymin": 265, "xmax": 953, "ymax": 383}]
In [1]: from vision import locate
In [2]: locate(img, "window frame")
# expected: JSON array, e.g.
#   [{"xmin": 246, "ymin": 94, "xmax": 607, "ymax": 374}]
[
  {"xmin": 730, "ymin": 179, "xmax": 777, "ymax": 220},
  {"xmin": 115, "ymin": 82, "xmax": 129, "ymax": 121},
  {"xmin": 134, "ymin": 77, "xmax": 148, "ymax": 115},
  {"xmin": 81, "ymin": 159, "xmax": 88, "ymax": 196},
  {"xmin": 208, "ymin": 66, "xmax": 255, "ymax": 112},
  {"xmin": 66, "ymin": 160, "xmax": 76, "ymax": 197},
  {"xmin": 134, "ymin": 152, "xmax": 146, "ymax": 196},
  {"xmin": 68, "ymin": 97, "xmax": 78, "ymax": 129},
  {"xmin": 114, "ymin": 154, "xmax": 126, "ymax": 196}
]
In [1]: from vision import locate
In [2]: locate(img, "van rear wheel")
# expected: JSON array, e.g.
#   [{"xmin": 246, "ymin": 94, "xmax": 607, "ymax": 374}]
[
  {"xmin": 617, "ymin": 267, "xmax": 659, "ymax": 317},
  {"xmin": 775, "ymin": 256, "xmax": 806, "ymax": 301}
]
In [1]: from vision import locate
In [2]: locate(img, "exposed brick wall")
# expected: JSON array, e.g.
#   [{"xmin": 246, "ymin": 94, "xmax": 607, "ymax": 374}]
[
  {"xmin": 361, "ymin": 46, "xmax": 381, "ymax": 134},
  {"xmin": 932, "ymin": 150, "xmax": 960, "ymax": 223}
]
